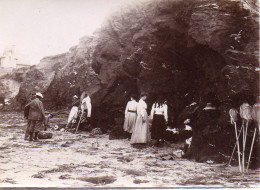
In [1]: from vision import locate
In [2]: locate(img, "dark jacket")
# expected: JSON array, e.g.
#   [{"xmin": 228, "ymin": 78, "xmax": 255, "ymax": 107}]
[
  {"xmin": 71, "ymin": 99, "xmax": 80, "ymax": 108},
  {"xmin": 25, "ymin": 98, "xmax": 45, "ymax": 120}
]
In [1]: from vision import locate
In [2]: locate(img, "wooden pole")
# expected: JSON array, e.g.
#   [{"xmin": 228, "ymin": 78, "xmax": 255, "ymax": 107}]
[
  {"xmin": 246, "ymin": 127, "xmax": 257, "ymax": 172},
  {"xmin": 242, "ymin": 120, "xmax": 249, "ymax": 173},
  {"xmin": 75, "ymin": 110, "xmax": 84, "ymax": 133},
  {"xmin": 228, "ymin": 124, "xmax": 243, "ymax": 166},
  {"xmin": 242, "ymin": 120, "xmax": 245, "ymax": 173},
  {"xmin": 235, "ymin": 122, "xmax": 242, "ymax": 172},
  {"xmin": 239, "ymin": 103, "xmax": 253, "ymax": 173}
]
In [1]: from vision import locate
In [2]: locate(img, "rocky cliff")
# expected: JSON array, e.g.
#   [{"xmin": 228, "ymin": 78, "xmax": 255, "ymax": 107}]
[{"xmin": 1, "ymin": 0, "xmax": 259, "ymax": 163}]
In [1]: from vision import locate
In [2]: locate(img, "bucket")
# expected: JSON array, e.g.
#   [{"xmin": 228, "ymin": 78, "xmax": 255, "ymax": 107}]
[{"xmin": 174, "ymin": 150, "xmax": 183, "ymax": 158}]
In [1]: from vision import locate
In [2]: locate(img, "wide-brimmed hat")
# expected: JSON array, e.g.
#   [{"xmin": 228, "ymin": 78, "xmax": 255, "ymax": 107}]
[
  {"xmin": 36, "ymin": 92, "xmax": 43, "ymax": 98},
  {"xmin": 203, "ymin": 103, "xmax": 216, "ymax": 110}
]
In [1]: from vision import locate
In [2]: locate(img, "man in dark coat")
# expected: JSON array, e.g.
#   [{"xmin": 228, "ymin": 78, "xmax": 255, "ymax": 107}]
[
  {"xmin": 182, "ymin": 102, "xmax": 220, "ymax": 161},
  {"xmin": 24, "ymin": 92, "xmax": 36, "ymax": 140},
  {"xmin": 25, "ymin": 92, "xmax": 46, "ymax": 141}
]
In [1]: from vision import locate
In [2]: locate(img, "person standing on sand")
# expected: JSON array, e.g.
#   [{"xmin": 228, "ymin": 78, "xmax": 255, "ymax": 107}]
[
  {"xmin": 123, "ymin": 94, "xmax": 138, "ymax": 135},
  {"xmin": 81, "ymin": 93, "xmax": 92, "ymax": 118},
  {"xmin": 24, "ymin": 92, "xmax": 36, "ymax": 140},
  {"xmin": 130, "ymin": 93, "xmax": 150, "ymax": 145},
  {"xmin": 25, "ymin": 92, "xmax": 46, "ymax": 141},
  {"xmin": 150, "ymin": 96, "xmax": 168, "ymax": 145}
]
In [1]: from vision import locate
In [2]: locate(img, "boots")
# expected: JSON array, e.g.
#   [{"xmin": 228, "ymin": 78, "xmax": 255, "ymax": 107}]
[
  {"xmin": 34, "ymin": 132, "xmax": 39, "ymax": 141},
  {"xmin": 29, "ymin": 132, "xmax": 34, "ymax": 141}
]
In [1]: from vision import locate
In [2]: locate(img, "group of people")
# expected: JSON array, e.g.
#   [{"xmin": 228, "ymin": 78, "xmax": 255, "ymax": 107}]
[
  {"xmin": 24, "ymin": 90, "xmax": 168, "ymax": 145},
  {"xmin": 24, "ymin": 91, "xmax": 92, "ymax": 141},
  {"xmin": 66, "ymin": 93, "xmax": 92, "ymax": 129},
  {"xmin": 123, "ymin": 93, "xmax": 168, "ymax": 145}
]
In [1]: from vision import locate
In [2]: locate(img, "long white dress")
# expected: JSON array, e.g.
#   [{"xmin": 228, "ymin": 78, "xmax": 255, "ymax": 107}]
[
  {"xmin": 68, "ymin": 106, "xmax": 79, "ymax": 124},
  {"xmin": 130, "ymin": 99, "xmax": 150, "ymax": 144},
  {"xmin": 123, "ymin": 100, "xmax": 138, "ymax": 133},
  {"xmin": 81, "ymin": 96, "xmax": 92, "ymax": 117}
]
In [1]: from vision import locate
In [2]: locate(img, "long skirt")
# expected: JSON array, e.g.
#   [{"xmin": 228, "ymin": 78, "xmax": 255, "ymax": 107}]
[
  {"xmin": 28, "ymin": 120, "xmax": 44, "ymax": 133},
  {"xmin": 123, "ymin": 112, "xmax": 137, "ymax": 133},
  {"xmin": 68, "ymin": 106, "xmax": 79, "ymax": 124},
  {"xmin": 151, "ymin": 114, "xmax": 166, "ymax": 140},
  {"xmin": 130, "ymin": 112, "xmax": 150, "ymax": 144}
]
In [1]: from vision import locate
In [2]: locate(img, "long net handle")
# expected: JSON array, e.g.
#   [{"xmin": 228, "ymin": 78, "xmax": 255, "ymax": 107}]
[
  {"xmin": 75, "ymin": 111, "xmax": 84, "ymax": 133},
  {"xmin": 246, "ymin": 127, "xmax": 257, "ymax": 171},
  {"xmin": 228, "ymin": 124, "xmax": 243, "ymax": 166}
]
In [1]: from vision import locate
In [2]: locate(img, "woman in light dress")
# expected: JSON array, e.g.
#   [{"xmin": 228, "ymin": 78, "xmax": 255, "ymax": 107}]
[
  {"xmin": 130, "ymin": 93, "xmax": 150, "ymax": 144},
  {"xmin": 150, "ymin": 97, "xmax": 168, "ymax": 144},
  {"xmin": 67, "ymin": 95, "xmax": 80, "ymax": 127},
  {"xmin": 123, "ymin": 94, "xmax": 138, "ymax": 134}
]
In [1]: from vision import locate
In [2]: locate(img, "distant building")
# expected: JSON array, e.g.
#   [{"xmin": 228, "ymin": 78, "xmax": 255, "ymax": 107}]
[
  {"xmin": 0, "ymin": 45, "xmax": 18, "ymax": 68},
  {"xmin": 0, "ymin": 45, "xmax": 31, "ymax": 77},
  {"xmin": 16, "ymin": 63, "xmax": 31, "ymax": 68},
  {"xmin": 0, "ymin": 45, "xmax": 31, "ymax": 68}
]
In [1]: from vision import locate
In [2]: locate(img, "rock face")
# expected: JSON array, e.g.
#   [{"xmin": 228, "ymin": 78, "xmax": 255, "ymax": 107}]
[
  {"xmin": 0, "ymin": 78, "xmax": 21, "ymax": 109},
  {"xmin": 0, "ymin": 79, "xmax": 20, "ymax": 98},
  {"xmin": 2, "ymin": 0, "xmax": 259, "ymax": 163}
]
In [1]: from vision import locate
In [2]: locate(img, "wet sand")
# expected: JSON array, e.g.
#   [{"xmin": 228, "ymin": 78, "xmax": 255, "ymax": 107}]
[{"xmin": 0, "ymin": 111, "xmax": 259, "ymax": 188}]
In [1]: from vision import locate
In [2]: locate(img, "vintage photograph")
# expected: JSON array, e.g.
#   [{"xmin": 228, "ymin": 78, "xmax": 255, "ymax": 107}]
[{"xmin": 0, "ymin": 0, "xmax": 259, "ymax": 188}]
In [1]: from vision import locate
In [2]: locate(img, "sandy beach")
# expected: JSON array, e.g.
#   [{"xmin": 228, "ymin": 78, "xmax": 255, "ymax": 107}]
[{"xmin": 0, "ymin": 111, "xmax": 259, "ymax": 188}]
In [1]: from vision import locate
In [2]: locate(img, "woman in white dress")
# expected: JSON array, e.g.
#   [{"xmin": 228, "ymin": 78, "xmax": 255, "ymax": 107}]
[
  {"xmin": 67, "ymin": 95, "xmax": 80, "ymax": 126},
  {"xmin": 123, "ymin": 94, "xmax": 138, "ymax": 133},
  {"xmin": 130, "ymin": 93, "xmax": 150, "ymax": 144}
]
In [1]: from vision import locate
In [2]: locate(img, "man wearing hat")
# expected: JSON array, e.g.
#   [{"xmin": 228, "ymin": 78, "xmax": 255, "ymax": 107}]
[
  {"xmin": 184, "ymin": 102, "xmax": 220, "ymax": 161},
  {"xmin": 24, "ymin": 92, "xmax": 46, "ymax": 141}
]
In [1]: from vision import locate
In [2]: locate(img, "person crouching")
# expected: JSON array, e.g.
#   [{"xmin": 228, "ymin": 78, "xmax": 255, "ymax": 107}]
[{"xmin": 25, "ymin": 92, "xmax": 46, "ymax": 141}]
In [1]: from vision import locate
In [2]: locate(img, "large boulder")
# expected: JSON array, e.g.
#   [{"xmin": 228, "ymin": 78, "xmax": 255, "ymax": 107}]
[{"xmin": 91, "ymin": 0, "xmax": 259, "ymax": 163}]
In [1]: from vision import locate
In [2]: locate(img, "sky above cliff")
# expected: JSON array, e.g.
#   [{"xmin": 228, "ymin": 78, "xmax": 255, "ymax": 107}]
[{"xmin": 0, "ymin": 0, "xmax": 127, "ymax": 65}]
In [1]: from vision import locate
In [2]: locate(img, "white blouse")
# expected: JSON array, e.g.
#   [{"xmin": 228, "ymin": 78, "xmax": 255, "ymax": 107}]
[
  {"xmin": 125, "ymin": 100, "xmax": 138, "ymax": 115},
  {"xmin": 150, "ymin": 103, "xmax": 168, "ymax": 122},
  {"xmin": 137, "ymin": 99, "xmax": 147, "ymax": 118}
]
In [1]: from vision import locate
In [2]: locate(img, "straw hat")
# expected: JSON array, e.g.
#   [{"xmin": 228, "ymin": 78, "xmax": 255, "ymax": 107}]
[
  {"xmin": 35, "ymin": 92, "xmax": 43, "ymax": 98},
  {"xmin": 203, "ymin": 103, "xmax": 216, "ymax": 110}
]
